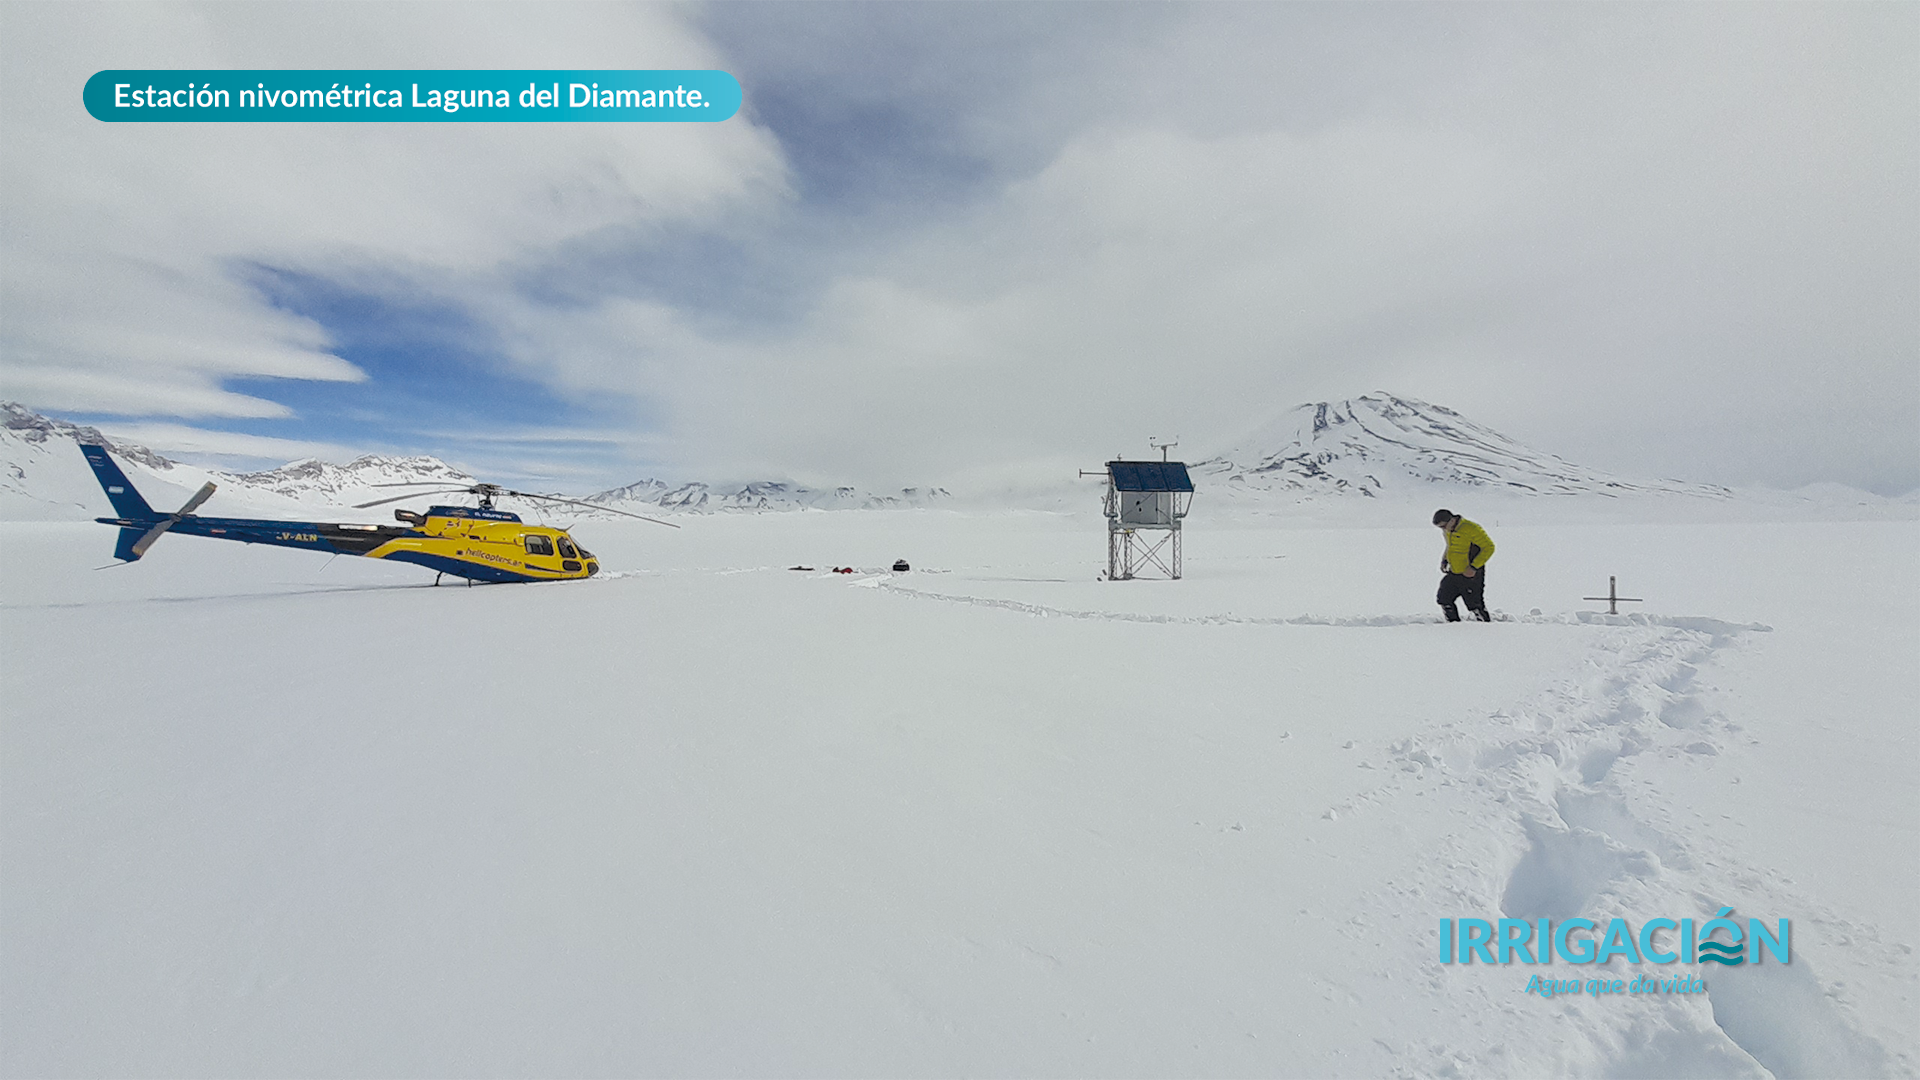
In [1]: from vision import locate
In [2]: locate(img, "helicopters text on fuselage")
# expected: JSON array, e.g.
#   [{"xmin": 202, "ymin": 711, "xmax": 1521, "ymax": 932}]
[{"xmin": 80, "ymin": 443, "xmax": 675, "ymax": 584}]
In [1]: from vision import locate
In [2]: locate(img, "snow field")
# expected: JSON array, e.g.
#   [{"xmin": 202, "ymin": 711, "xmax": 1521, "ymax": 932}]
[{"xmin": 2, "ymin": 509, "xmax": 1914, "ymax": 1076}]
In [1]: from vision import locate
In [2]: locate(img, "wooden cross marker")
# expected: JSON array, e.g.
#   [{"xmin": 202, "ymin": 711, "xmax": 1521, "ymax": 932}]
[{"xmin": 1583, "ymin": 575, "xmax": 1644, "ymax": 615}]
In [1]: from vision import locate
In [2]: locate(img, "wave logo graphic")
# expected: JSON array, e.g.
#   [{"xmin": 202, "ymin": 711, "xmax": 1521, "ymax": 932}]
[{"xmin": 1698, "ymin": 906, "xmax": 1747, "ymax": 966}]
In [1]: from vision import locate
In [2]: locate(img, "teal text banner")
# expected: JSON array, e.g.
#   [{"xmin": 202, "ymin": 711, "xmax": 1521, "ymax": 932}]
[{"xmin": 84, "ymin": 70, "xmax": 741, "ymax": 122}]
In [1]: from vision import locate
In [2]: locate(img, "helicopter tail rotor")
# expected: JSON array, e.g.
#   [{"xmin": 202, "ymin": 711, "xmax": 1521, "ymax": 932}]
[{"xmin": 124, "ymin": 481, "xmax": 217, "ymax": 559}]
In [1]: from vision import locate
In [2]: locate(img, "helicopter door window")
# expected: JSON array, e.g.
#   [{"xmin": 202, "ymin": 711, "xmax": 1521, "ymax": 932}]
[
  {"xmin": 523, "ymin": 535, "xmax": 554, "ymax": 557},
  {"xmin": 556, "ymin": 537, "xmax": 579, "ymax": 559}
]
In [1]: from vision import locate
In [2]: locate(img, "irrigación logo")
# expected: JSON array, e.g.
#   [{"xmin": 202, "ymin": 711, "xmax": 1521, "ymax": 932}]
[{"xmin": 1437, "ymin": 907, "xmax": 1788, "ymax": 997}]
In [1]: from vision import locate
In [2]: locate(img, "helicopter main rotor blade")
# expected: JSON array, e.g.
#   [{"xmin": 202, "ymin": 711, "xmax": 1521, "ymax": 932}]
[
  {"xmin": 351, "ymin": 482, "xmax": 679, "ymax": 527},
  {"xmin": 352, "ymin": 488, "xmax": 475, "ymax": 509},
  {"xmin": 366, "ymin": 480, "xmax": 478, "ymax": 488},
  {"xmin": 505, "ymin": 490, "xmax": 680, "ymax": 528},
  {"xmin": 130, "ymin": 481, "xmax": 218, "ymax": 557}
]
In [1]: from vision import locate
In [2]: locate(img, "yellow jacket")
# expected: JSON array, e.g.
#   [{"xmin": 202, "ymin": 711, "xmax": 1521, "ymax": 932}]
[{"xmin": 1443, "ymin": 517, "xmax": 1495, "ymax": 573}]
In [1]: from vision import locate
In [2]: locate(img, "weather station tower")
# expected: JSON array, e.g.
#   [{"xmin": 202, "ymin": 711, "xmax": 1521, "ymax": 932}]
[{"xmin": 1086, "ymin": 440, "xmax": 1194, "ymax": 581}]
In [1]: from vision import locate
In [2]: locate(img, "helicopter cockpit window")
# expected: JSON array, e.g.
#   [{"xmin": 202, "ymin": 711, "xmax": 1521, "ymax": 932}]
[
  {"xmin": 523, "ymin": 535, "xmax": 555, "ymax": 557},
  {"xmin": 556, "ymin": 537, "xmax": 579, "ymax": 559}
]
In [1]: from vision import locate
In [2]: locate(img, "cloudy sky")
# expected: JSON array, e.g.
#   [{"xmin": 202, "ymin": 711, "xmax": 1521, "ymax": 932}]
[{"xmin": 2, "ymin": 2, "xmax": 1914, "ymax": 494}]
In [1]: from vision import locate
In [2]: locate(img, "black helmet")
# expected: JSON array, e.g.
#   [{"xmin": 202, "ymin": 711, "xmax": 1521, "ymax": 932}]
[{"xmin": 1432, "ymin": 508, "xmax": 1454, "ymax": 525}]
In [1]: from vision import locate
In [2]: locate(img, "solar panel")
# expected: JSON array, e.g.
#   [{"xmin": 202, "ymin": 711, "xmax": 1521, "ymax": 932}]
[{"xmin": 1106, "ymin": 460, "xmax": 1194, "ymax": 492}]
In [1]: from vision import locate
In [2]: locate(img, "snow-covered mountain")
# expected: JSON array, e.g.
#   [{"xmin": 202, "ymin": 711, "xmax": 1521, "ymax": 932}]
[
  {"xmin": 228, "ymin": 455, "xmax": 475, "ymax": 502},
  {"xmin": 2, "ymin": 401, "xmax": 174, "ymax": 471},
  {"xmin": 585, "ymin": 477, "xmax": 952, "ymax": 514},
  {"xmin": 3, "ymin": 401, "xmax": 204, "ymax": 519},
  {"xmin": 1196, "ymin": 393, "xmax": 1730, "ymax": 500}
]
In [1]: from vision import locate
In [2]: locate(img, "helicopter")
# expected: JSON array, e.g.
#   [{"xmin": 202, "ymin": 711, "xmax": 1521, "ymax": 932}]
[{"xmin": 80, "ymin": 443, "xmax": 675, "ymax": 584}]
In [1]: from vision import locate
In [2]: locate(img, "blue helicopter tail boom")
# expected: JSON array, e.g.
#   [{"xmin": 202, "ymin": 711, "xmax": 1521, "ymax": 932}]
[{"xmin": 81, "ymin": 444, "xmax": 157, "ymax": 519}]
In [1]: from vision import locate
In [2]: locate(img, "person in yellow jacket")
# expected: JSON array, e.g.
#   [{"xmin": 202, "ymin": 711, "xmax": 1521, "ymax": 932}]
[{"xmin": 1433, "ymin": 509, "xmax": 1494, "ymax": 622}]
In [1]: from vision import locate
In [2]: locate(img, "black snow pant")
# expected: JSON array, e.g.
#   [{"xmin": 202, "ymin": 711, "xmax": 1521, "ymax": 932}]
[{"xmin": 1438, "ymin": 568, "xmax": 1489, "ymax": 622}]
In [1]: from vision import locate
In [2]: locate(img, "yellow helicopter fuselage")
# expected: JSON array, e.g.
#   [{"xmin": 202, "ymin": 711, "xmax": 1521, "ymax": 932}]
[{"xmin": 363, "ymin": 506, "xmax": 600, "ymax": 582}]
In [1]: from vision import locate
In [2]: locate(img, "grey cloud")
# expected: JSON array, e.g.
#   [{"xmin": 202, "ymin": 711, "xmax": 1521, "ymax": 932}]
[{"xmin": 3, "ymin": 3, "xmax": 1913, "ymax": 494}]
